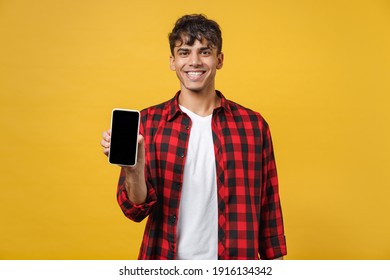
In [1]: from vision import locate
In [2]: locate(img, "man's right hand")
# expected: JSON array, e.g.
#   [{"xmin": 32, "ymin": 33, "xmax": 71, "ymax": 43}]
[
  {"xmin": 101, "ymin": 129, "xmax": 111, "ymax": 157},
  {"xmin": 101, "ymin": 129, "xmax": 147, "ymax": 204}
]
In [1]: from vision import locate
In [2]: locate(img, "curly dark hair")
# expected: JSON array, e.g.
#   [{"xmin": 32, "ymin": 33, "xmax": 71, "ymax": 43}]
[{"xmin": 168, "ymin": 14, "xmax": 222, "ymax": 55}]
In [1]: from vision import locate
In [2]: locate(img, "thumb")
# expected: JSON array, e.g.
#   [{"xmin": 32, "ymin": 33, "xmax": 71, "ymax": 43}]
[{"xmin": 137, "ymin": 134, "xmax": 145, "ymax": 165}]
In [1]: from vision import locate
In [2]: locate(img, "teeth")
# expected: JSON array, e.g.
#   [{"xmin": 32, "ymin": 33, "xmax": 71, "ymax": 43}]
[{"xmin": 187, "ymin": 72, "xmax": 203, "ymax": 76}]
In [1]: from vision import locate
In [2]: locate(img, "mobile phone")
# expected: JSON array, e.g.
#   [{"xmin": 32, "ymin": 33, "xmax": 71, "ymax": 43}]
[{"xmin": 108, "ymin": 109, "xmax": 140, "ymax": 167}]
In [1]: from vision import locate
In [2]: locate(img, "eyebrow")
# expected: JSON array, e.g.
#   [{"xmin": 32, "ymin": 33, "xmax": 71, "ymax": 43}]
[{"xmin": 176, "ymin": 47, "xmax": 212, "ymax": 52}]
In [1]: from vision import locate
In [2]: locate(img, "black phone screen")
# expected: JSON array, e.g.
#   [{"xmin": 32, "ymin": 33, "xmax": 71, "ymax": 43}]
[{"xmin": 109, "ymin": 109, "xmax": 140, "ymax": 166}]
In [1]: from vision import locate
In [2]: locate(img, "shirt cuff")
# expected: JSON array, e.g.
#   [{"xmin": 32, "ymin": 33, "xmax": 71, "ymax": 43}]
[
  {"xmin": 259, "ymin": 234, "xmax": 287, "ymax": 259},
  {"xmin": 117, "ymin": 181, "xmax": 157, "ymax": 222}
]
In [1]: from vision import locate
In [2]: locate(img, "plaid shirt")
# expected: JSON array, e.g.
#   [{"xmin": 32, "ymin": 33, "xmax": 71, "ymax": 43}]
[{"xmin": 117, "ymin": 91, "xmax": 287, "ymax": 260}]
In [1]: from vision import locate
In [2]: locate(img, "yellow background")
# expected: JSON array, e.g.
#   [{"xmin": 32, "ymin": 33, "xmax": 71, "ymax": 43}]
[{"xmin": 1, "ymin": 0, "xmax": 389, "ymax": 260}]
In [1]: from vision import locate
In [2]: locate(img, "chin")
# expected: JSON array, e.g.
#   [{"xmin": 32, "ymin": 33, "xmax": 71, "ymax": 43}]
[
  {"xmin": 188, "ymin": 87, "xmax": 203, "ymax": 92},
  {"xmin": 182, "ymin": 84, "xmax": 204, "ymax": 93}
]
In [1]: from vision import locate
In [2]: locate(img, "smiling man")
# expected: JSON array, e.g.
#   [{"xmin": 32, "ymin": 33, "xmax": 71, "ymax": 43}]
[{"xmin": 101, "ymin": 14, "xmax": 287, "ymax": 260}]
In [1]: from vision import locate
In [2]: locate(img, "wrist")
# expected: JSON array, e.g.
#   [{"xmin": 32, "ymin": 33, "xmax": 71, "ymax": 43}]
[{"xmin": 123, "ymin": 167, "xmax": 147, "ymax": 205}]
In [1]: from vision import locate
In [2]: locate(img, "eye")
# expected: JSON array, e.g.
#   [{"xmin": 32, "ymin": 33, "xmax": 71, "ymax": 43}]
[
  {"xmin": 201, "ymin": 50, "xmax": 211, "ymax": 56},
  {"xmin": 178, "ymin": 51, "xmax": 189, "ymax": 57}
]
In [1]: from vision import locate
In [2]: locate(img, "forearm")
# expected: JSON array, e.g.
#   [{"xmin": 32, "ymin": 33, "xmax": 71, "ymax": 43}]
[
  {"xmin": 259, "ymin": 122, "xmax": 287, "ymax": 260},
  {"xmin": 117, "ymin": 167, "xmax": 157, "ymax": 222},
  {"xmin": 124, "ymin": 167, "xmax": 147, "ymax": 205}
]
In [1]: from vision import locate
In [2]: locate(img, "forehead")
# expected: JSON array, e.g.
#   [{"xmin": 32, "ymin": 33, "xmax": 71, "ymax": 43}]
[{"xmin": 173, "ymin": 36, "xmax": 215, "ymax": 50}]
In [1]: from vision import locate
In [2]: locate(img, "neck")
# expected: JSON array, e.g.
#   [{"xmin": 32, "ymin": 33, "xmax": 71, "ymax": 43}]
[{"xmin": 178, "ymin": 88, "xmax": 220, "ymax": 117}]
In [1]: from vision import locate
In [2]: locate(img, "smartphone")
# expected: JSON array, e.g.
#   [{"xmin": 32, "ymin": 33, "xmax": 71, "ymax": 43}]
[{"xmin": 108, "ymin": 109, "xmax": 140, "ymax": 166}]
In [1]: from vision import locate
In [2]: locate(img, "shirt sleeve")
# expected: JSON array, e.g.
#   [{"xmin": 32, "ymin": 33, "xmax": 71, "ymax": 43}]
[
  {"xmin": 258, "ymin": 121, "xmax": 287, "ymax": 259},
  {"xmin": 116, "ymin": 167, "xmax": 157, "ymax": 222}
]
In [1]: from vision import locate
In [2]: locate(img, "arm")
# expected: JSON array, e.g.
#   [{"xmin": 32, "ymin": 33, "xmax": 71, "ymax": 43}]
[
  {"xmin": 121, "ymin": 134, "xmax": 148, "ymax": 204},
  {"xmin": 258, "ymin": 122, "xmax": 287, "ymax": 260},
  {"xmin": 101, "ymin": 130, "xmax": 157, "ymax": 222}
]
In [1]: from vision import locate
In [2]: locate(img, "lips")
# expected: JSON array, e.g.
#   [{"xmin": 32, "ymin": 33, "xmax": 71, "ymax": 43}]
[{"xmin": 185, "ymin": 70, "xmax": 206, "ymax": 81}]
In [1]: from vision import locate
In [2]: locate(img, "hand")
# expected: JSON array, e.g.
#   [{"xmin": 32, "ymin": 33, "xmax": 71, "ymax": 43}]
[
  {"xmin": 122, "ymin": 134, "xmax": 147, "ymax": 204},
  {"xmin": 101, "ymin": 129, "xmax": 111, "ymax": 156},
  {"xmin": 123, "ymin": 134, "xmax": 145, "ymax": 171},
  {"xmin": 101, "ymin": 129, "xmax": 147, "ymax": 203},
  {"xmin": 100, "ymin": 130, "xmax": 145, "ymax": 165}
]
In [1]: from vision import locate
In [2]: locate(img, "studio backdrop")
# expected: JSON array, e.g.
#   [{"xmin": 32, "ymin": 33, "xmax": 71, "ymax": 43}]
[{"xmin": 0, "ymin": 0, "xmax": 389, "ymax": 259}]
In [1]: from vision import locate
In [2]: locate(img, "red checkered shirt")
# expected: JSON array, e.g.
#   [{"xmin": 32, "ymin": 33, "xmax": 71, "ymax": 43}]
[{"xmin": 116, "ymin": 91, "xmax": 287, "ymax": 259}]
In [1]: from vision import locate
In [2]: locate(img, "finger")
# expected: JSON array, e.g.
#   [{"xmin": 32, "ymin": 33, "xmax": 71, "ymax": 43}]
[
  {"xmin": 137, "ymin": 134, "xmax": 145, "ymax": 164},
  {"xmin": 137, "ymin": 134, "xmax": 144, "ymax": 144},
  {"xmin": 120, "ymin": 134, "xmax": 145, "ymax": 170},
  {"xmin": 103, "ymin": 147, "xmax": 109, "ymax": 156},
  {"xmin": 100, "ymin": 138, "xmax": 110, "ymax": 148},
  {"xmin": 102, "ymin": 130, "xmax": 111, "ymax": 141}
]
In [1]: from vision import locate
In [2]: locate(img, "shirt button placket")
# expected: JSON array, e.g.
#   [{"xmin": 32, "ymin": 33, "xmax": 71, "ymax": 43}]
[
  {"xmin": 169, "ymin": 215, "xmax": 177, "ymax": 225},
  {"xmin": 168, "ymin": 214, "xmax": 177, "ymax": 258},
  {"xmin": 179, "ymin": 120, "xmax": 189, "ymax": 159},
  {"xmin": 169, "ymin": 116, "xmax": 190, "ymax": 258}
]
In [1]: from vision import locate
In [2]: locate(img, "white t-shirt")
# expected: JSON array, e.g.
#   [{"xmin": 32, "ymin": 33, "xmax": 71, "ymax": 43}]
[{"xmin": 176, "ymin": 105, "xmax": 218, "ymax": 260}]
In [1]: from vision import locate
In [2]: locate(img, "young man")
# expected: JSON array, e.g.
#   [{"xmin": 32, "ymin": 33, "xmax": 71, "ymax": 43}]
[{"xmin": 101, "ymin": 14, "xmax": 287, "ymax": 260}]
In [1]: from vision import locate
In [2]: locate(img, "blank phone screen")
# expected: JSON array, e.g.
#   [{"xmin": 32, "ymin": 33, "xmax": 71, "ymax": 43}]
[{"xmin": 109, "ymin": 109, "xmax": 140, "ymax": 166}]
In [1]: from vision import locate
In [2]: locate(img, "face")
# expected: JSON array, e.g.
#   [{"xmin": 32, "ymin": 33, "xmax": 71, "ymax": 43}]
[{"xmin": 170, "ymin": 37, "xmax": 224, "ymax": 94}]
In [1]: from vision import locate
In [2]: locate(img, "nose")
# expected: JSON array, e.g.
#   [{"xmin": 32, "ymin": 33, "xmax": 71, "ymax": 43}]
[{"xmin": 189, "ymin": 53, "xmax": 202, "ymax": 66}]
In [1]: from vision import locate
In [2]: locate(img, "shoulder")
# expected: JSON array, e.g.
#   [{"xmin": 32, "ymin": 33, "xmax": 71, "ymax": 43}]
[
  {"xmin": 225, "ymin": 98, "xmax": 269, "ymax": 128},
  {"xmin": 141, "ymin": 99, "xmax": 169, "ymax": 115},
  {"xmin": 140, "ymin": 97, "xmax": 173, "ymax": 122}
]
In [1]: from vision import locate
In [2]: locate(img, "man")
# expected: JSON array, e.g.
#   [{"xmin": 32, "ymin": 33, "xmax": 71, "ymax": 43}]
[{"xmin": 101, "ymin": 14, "xmax": 287, "ymax": 260}]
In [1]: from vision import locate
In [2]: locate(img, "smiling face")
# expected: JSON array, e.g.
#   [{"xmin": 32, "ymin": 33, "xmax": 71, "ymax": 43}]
[{"xmin": 170, "ymin": 37, "xmax": 224, "ymax": 95}]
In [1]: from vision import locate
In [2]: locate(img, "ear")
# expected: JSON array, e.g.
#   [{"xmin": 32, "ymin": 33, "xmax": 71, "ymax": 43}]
[
  {"xmin": 170, "ymin": 55, "xmax": 176, "ymax": 71},
  {"xmin": 216, "ymin": 52, "xmax": 224, "ymax": 70}
]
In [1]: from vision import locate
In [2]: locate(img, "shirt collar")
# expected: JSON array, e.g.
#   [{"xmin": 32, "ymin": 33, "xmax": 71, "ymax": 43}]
[{"xmin": 167, "ymin": 90, "xmax": 232, "ymax": 122}]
